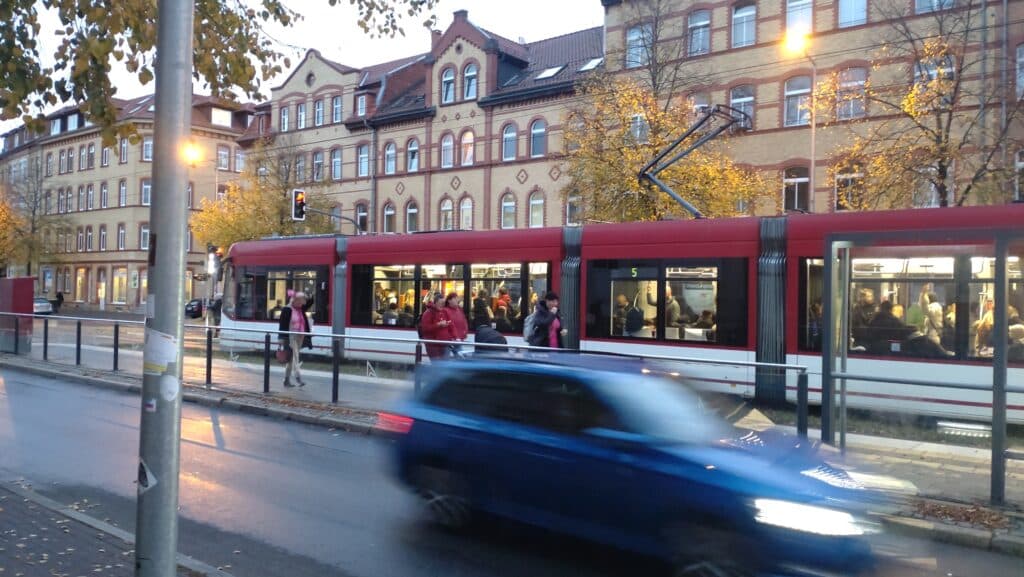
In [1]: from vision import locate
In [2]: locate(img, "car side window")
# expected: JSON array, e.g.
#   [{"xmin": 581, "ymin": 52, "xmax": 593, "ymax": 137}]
[{"xmin": 426, "ymin": 376, "xmax": 495, "ymax": 417}]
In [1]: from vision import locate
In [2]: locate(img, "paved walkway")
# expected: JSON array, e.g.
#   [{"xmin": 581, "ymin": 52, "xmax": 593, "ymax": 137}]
[{"xmin": 0, "ymin": 483, "xmax": 219, "ymax": 576}]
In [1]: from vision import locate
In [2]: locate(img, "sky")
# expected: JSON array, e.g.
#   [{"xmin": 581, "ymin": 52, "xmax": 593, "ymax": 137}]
[{"xmin": 0, "ymin": 1, "xmax": 605, "ymax": 134}]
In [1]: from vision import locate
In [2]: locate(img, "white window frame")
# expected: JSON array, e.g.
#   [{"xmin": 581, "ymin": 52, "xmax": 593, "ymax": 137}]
[
  {"xmin": 440, "ymin": 198, "xmax": 454, "ymax": 231},
  {"xmin": 786, "ymin": 0, "xmax": 812, "ymax": 33},
  {"xmin": 296, "ymin": 102, "xmax": 307, "ymax": 129},
  {"xmin": 783, "ymin": 167, "xmax": 810, "ymax": 211},
  {"xmin": 383, "ymin": 203, "xmax": 395, "ymax": 233},
  {"xmin": 530, "ymin": 120, "xmax": 547, "ymax": 158},
  {"xmin": 87, "ymin": 184, "xmax": 94, "ymax": 210},
  {"xmin": 118, "ymin": 180, "xmax": 127, "ymax": 207},
  {"xmin": 235, "ymin": 149, "xmax": 245, "ymax": 173},
  {"xmin": 732, "ymin": 4, "xmax": 756, "ymax": 48},
  {"xmin": 835, "ymin": 171, "xmax": 865, "ymax": 210},
  {"xmin": 217, "ymin": 145, "xmax": 230, "ymax": 170},
  {"xmin": 688, "ymin": 10, "xmax": 711, "ymax": 57},
  {"xmin": 140, "ymin": 224, "xmax": 150, "ymax": 250},
  {"xmin": 629, "ymin": 114, "xmax": 649, "ymax": 144},
  {"xmin": 837, "ymin": 67, "xmax": 867, "ymax": 120},
  {"xmin": 141, "ymin": 179, "xmax": 152, "ymax": 206},
  {"xmin": 312, "ymin": 151, "xmax": 324, "ymax": 181},
  {"xmin": 119, "ymin": 138, "xmax": 128, "ymax": 163},
  {"xmin": 1017, "ymin": 44, "xmax": 1024, "ymax": 99},
  {"xmin": 117, "ymin": 225, "xmax": 126, "ymax": 250},
  {"xmin": 314, "ymin": 100, "xmax": 324, "ymax": 126},
  {"xmin": 463, "ymin": 64, "xmax": 478, "ymax": 100},
  {"xmin": 625, "ymin": 24, "xmax": 652, "ymax": 69},
  {"xmin": 915, "ymin": 0, "xmax": 954, "ymax": 14},
  {"xmin": 99, "ymin": 226, "xmax": 107, "ymax": 251},
  {"xmin": 500, "ymin": 194, "xmax": 516, "ymax": 229},
  {"xmin": 566, "ymin": 195, "xmax": 581, "ymax": 226},
  {"xmin": 459, "ymin": 198, "xmax": 473, "ymax": 230},
  {"xmin": 331, "ymin": 148, "xmax": 342, "ymax": 180},
  {"xmin": 407, "ymin": 139, "xmax": 420, "ymax": 172},
  {"xmin": 441, "ymin": 134, "xmax": 454, "ymax": 168},
  {"xmin": 357, "ymin": 94, "xmax": 367, "ymax": 117},
  {"xmin": 280, "ymin": 106, "xmax": 290, "ymax": 132},
  {"xmin": 142, "ymin": 136, "xmax": 153, "ymax": 161},
  {"xmin": 502, "ymin": 125, "xmax": 517, "ymax": 161},
  {"xmin": 86, "ymin": 227, "xmax": 93, "ymax": 251},
  {"xmin": 100, "ymin": 182, "xmax": 108, "ymax": 208},
  {"xmin": 101, "ymin": 146, "xmax": 109, "ymax": 167},
  {"xmin": 838, "ymin": 0, "xmax": 867, "ymax": 27},
  {"xmin": 441, "ymin": 68, "xmax": 455, "ymax": 104},
  {"xmin": 528, "ymin": 192, "xmax": 544, "ymax": 228},
  {"xmin": 784, "ymin": 76, "xmax": 811, "ymax": 127},
  {"xmin": 460, "ymin": 132, "xmax": 475, "ymax": 166},
  {"xmin": 730, "ymin": 85, "xmax": 755, "ymax": 129},
  {"xmin": 406, "ymin": 202, "xmax": 419, "ymax": 233},
  {"xmin": 384, "ymin": 143, "xmax": 397, "ymax": 175},
  {"xmin": 357, "ymin": 144, "xmax": 369, "ymax": 177},
  {"xmin": 355, "ymin": 204, "xmax": 368, "ymax": 233},
  {"xmin": 332, "ymin": 96, "xmax": 343, "ymax": 123}
]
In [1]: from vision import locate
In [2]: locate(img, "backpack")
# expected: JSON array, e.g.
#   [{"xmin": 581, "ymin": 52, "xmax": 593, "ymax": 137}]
[
  {"xmin": 625, "ymin": 307, "xmax": 644, "ymax": 334},
  {"xmin": 522, "ymin": 312, "xmax": 537, "ymax": 342}
]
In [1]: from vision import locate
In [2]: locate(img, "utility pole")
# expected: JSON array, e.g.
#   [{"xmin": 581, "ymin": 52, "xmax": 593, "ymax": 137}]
[{"xmin": 134, "ymin": 1, "xmax": 194, "ymax": 576}]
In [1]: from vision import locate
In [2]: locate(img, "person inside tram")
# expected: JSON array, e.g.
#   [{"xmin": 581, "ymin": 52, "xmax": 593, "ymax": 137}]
[
  {"xmin": 383, "ymin": 302, "xmax": 400, "ymax": 326},
  {"xmin": 612, "ymin": 294, "xmax": 630, "ymax": 336},
  {"xmin": 648, "ymin": 284, "xmax": 696, "ymax": 327},
  {"xmin": 270, "ymin": 300, "xmax": 284, "ymax": 320},
  {"xmin": 866, "ymin": 300, "xmax": 916, "ymax": 355},
  {"xmin": 373, "ymin": 282, "xmax": 387, "ymax": 315},
  {"xmin": 399, "ymin": 305, "xmax": 415, "ymax": 327},
  {"xmin": 919, "ymin": 286, "xmax": 945, "ymax": 347},
  {"xmin": 851, "ymin": 288, "xmax": 877, "ymax": 347},
  {"xmin": 472, "ymin": 288, "xmax": 493, "ymax": 328},
  {"xmin": 693, "ymin": 310, "xmax": 715, "ymax": 329},
  {"xmin": 494, "ymin": 305, "xmax": 515, "ymax": 333}
]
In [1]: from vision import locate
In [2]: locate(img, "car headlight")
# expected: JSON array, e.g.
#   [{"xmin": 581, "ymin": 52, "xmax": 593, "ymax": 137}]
[{"xmin": 753, "ymin": 499, "xmax": 867, "ymax": 536}]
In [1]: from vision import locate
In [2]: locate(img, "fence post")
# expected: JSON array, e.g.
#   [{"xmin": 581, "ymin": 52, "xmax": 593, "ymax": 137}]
[
  {"xmin": 75, "ymin": 320, "xmax": 82, "ymax": 365},
  {"xmin": 414, "ymin": 341, "xmax": 423, "ymax": 392},
  {"xmin": 12, "ymin": 317, "xmax": 19, "ymax": 355},
  {"xmin": 331, "ymin": 337, "xmax": 340, "ymax": 404},
  {"xmin": 205, "ymin": 327, "xmax": 213, "ymax": 387},
  {"xmin": 112, "ymin": 323, "xmax": 119, "ymax": 371},
  {"xmin": 43, "ymin": 317, "xmax": 49, "ymax": 361},
  {"xmin": 797, "ymin": 371, "xmax": 808, "ymax": 439},
  {"xmin": 263, "ymin": 332, "xmax": 271, "ymax": 394}
]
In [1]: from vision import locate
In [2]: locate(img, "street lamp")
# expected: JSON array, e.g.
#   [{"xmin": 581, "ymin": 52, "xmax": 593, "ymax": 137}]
[
  {"xmin": 182, "ymin": 141, "xmax": 219, "ymax": 321},
  {"xmin": 783, "ymin": 27, "xmax": 817, "ymax": 212}
]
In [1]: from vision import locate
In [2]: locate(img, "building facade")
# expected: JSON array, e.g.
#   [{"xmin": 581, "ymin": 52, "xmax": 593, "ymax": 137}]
[
  {"xmin": 242, "ymin": 9, "xmax": 603, "ymax": 234},
  {"xmin": 0, "ymin": 95, "xmax": 251, "ymax": 311},
  {"xmin": 602, "ymin": 0, "xmax": 1024, "ymax": 211}
]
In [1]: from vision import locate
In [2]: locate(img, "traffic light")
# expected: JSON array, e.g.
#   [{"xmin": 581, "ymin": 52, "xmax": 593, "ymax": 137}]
[{"xmin": 292, "ymin": 189, "xmax": 306, "ymax": 221}]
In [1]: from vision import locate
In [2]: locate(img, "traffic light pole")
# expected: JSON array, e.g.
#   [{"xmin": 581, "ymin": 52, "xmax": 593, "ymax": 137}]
[{"xmin": 134, "ymin": 1, "xmax": 193, "ymax": 576}]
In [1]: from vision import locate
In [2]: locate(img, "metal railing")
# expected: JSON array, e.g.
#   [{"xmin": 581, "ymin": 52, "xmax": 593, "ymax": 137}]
[{"xmin": 0, "ymin": 311, "xmax": 813, "ymax": 438}]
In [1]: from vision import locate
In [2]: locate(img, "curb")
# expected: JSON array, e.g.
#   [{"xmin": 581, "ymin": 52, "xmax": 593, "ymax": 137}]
[
  {"xmin": 880, "ymin": 515, "xmax": 993, "ymax": 550},
  {"xmin": 2, "ymin": 481, "xmax": 234, "ymax": 577}
]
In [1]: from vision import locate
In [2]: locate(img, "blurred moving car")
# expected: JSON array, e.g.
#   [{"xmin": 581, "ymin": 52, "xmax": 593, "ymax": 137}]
[
  {"xmin": 381, "ymin": 354, "xmax": 881, "ymax": 577},
  {"xmin": 33, "ymin": 297, "xmax": 53, "ymax": 315},
  {"xmin": 184, "ymin": 298, "xmax": 204, "ymax": 319}
]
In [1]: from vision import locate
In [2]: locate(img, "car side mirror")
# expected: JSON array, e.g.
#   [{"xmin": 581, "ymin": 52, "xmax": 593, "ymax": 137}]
[{"xmin": 583, "ymin": 427, "xmax": 648, "ymax": 449}]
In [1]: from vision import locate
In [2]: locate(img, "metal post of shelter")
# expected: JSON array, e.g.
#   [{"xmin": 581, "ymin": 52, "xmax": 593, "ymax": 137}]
[{"xmin": 991, "ymin": 236, "xmax": 1009, "ymax": 505}]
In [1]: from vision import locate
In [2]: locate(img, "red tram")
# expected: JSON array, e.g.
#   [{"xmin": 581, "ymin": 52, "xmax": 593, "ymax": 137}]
[{"xmin": 219, "ymin": 204, "xmax": 1024, "ymax": 424}]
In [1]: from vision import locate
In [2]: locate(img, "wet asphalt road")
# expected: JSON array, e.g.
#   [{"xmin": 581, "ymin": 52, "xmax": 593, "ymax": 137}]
[{"xmin": 1, "ymin": 367, "xmax": 1022, "ymax": 577}]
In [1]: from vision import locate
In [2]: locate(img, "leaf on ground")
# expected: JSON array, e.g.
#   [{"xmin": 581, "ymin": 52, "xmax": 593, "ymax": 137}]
[{"xmin": 914, "ymin": 500, "xmax": 1010, "ymax": 530}]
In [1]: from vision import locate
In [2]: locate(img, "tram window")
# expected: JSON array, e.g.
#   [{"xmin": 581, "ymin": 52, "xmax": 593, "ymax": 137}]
[
  {"xmin": 969, "ymin": 255, "xmax": 1023, "ymax": 359},
  {"xmin": 373, "ymin": 265, "xmax": 416, "ymax": 327},
  {"xmin": 471, "ymin": 263, "xmax": 522, "ymax": 332},
  {"xmin": 420, "ymin": 264, "xmax": 465, "ymax": 315},
  {"xmin": 526, "ymin": 263, "xmax": 549, "ymax": 324},
  {"xmin": 798, "ymin": 259, "xmax": 825, "ymax": 352},
  {"xmin": 231, "ymin": 266, "xmax": 328, "ymax": 323},
  {"xmin": 586, "ymin": 259, "xmax": 747, "ymax": 346}
]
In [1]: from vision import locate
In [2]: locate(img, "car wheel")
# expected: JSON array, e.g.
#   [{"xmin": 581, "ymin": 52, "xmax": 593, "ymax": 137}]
[{"xmin": 413, "ymin": 463, "xmax": 472, "ymax": 530}]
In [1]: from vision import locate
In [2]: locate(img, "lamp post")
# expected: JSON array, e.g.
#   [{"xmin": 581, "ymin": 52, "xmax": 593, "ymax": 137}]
[
  {"xmin": 182, "ymin": 142, "xmax": 219, "ymax": 324},
  {"xmin": 784, "ymin": 28, "xmax": 817, "ymax": 212}
]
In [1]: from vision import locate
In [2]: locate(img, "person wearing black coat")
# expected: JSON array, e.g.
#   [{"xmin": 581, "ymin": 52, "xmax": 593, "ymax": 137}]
[
  {"xmin": 473, "ymin": 324, "xmax": 508, "ymax": 354},
  {"xmin": 277, "ymin": 292, "xmax": 314, "ymax": 387},
  {"xmin": 527, "ymin": 292, "xmax": 565, "ymax": 348}
]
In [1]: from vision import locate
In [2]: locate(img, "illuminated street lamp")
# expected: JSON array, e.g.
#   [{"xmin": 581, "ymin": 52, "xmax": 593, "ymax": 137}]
[{"xmin": 783, "ymin": 27, "xmax": 817, "ymax": 212}]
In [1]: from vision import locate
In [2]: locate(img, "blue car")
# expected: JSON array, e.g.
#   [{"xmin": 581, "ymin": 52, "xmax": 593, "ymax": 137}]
[{"xmin": 380, "ymin": 354, "xmax": 882, "ymax": 577}]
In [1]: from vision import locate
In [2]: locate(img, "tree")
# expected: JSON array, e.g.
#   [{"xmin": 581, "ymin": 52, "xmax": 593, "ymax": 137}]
[
  {"xmin": 563, "ymin": 75, "xmax": 766, "ymax": 222},
  {"xmin": 816, "ymin": 0, "xmax": 1023, "ymax": 209},
  {"xmin": 0, "ymin": 197, "xmax": 23, "ymax": 268},
  {"xmin": 190, "ymin": 138, "xmax": 336, "ymax": 250},
  {"xmin": 2, "ymin": 153, "xmax": 66, "ymax": 278},
  {"xmin": 0, "ymin": 0, "xmax": 438, "ymax": 143}
]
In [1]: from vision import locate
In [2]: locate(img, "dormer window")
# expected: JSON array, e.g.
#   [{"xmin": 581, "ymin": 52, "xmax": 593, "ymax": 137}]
[
  {"xmin": 357, "ymin": 94, "xmax": 367, "ymax": 117},
  {"xmin": 463, "ymin": 63, "xmax": 478, "ymax": 100},
  {"xmin": 441, "ymin": 68, "xmax": 455, "ymax": 104}
]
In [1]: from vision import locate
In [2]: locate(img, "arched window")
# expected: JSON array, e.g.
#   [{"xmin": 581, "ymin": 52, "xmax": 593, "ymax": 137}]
[
  {"xmin": 99, "ymin": 225, "xmax": 107, "ymax": 251},
  {"xmin": 331, "ymin": 148, "xmax": 342, "ymax": 180},
  {"xmin": 86, "ymin": 227, "xmax": 93, "ymax": 251},
  {"xmin": 441, "ymin": 68, "xmax": 455, "ymax": 104},
  {"xmin": 784, "ymin": 76, "xmax": 811, "ymax": 126},
  {"xmin": 100, "ymin": 182, "xmax": 109, "ymax": 208},
  {"xmin": 783, "ymin": 167, "xmax": 810, "ymax": 211},
  {"xmin": 460, "ymin": 131, "xmax": 475, "ymax": 166},
  {"xmin": 530, "ymin": 119, "xmax": 547, "ymax": 158},
  {"xmin": 383, "ymin": 203, "xmax": 396, "ymax": 233},
  {"xmin": 502, "ymin": 124, "xmax": 517, "ymax": 161},
  {"xmin": 407, "ymin": 139, "xmax": 420, "ymax": 172},
  {"xmin": 384, "ymin": 142, "xmax": 397, "ymax": 174},
  {"xmin": 459, "ymin": 197, "xmax": 473, "ymax": 230},
  {"xmin": 441, "ymin": 134, "xmax": 454, "ymax": 168},
  {"xmin": 86, "ymin": 184, "xmax": 94, "ymax": 210},
  {"xmin": 440, "ymin": 198, "xmax": 454, "ymax": 231},
  {"xmin": 118, "ymin": 180, "xmax": 127, "ymax": 207},
  {"xmin": 463, "ymin": 63, "xmax": 478, "ymax": 100},
  {"xmin": 730, "ymin": 85, "xmax": 755, "ymax": 129},
  {"xmin": 529, "ymin": 191, "xmax": 545, "ymax": 228},
  {"xmin": 355, "ymin": 203, "xmax": 368, "ymax": 233},
  {"xmin": 500, "ymin": 193, "xmax": 516, "ymax": 229},
  {"xmin": 406, "ymin": 201, "xmax": 419, "ymax": 233}
]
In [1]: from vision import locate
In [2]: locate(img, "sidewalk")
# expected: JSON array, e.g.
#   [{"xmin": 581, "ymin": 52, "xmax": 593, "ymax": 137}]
[
  {"xmin": 2, "ymin": 351, "xmax": 1023, "ymax": 559},
  {"xmin": 0, "ymin": 482, "xmax": 226, "ymax": 576}
]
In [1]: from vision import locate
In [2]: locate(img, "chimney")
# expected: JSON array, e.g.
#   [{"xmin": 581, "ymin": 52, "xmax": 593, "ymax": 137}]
[
  {"xmin": 453, "ymin": 9, "xmax": 468, "ymax": 21},
  {"xmin": 431, "ymin": 29, "xmax": 443, "ymax": 50}
]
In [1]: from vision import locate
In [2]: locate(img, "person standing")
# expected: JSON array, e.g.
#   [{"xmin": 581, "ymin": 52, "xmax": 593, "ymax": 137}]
[
  {"xmin": 445, "ymin": 292, "xmax": 468, "ymax": 356},
  {"xmin": 278, "ymin": 291, "xmax": 313, "ymax": 388},
  {"xmin": 418, "ymin": 293, "xmax": 454, "ymax": 360},
  {"xmin": 54, "ymin": 291, "xmax": 64, "ymax": 314},
  {"xmin": 528, "ymin": 291, "xmax": 567, "ymax": 349}
]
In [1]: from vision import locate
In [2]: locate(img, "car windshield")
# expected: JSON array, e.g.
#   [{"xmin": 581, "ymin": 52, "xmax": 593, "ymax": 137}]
[{"xmin": 591, "ymin": 373, "xmax": 730, "ymax": 444}]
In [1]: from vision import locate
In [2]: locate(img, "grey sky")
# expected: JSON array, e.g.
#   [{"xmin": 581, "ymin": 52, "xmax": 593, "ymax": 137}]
[{"xmin": 1, "ymin": 1, "xmax": 604, "ymax": 134}]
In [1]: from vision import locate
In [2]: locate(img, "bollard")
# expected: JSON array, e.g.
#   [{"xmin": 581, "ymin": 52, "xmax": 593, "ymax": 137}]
[
  {"xmin": 205, "ymin": 328, "xmax": 213, "ymax": 387},
  {"xmin": 112, "ymin": 323, "xmax": 119, "ymax": 371},
  {"xmin": 414, "ymin": 341, "xmax": 424, "ymax": 392},
  {"xmin": 797, "ymin": 371, "xmax": 809, "ymax": 439},
  {"xmin": 43, "ymin": 318, "xmax": 49, "ymax": 361},
  {"xmin": 13, "ymin": 317, "xmax": 19, "ymax": 355},
  {"xmin": 75, "ymin": 321, "xmax": 82, "ymax": 365},
  {"xmin": 331, "ymin": 337, "xmax": 340, "ymax": 404},
  {"xmin": 263, "ymin": 332, "xmax": 271, "ymax": 394}
]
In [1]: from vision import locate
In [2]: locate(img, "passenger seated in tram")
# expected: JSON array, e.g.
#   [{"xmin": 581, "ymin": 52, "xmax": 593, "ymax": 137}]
[
  {"xmin": 851, "ymin": 288, "xmax": 877, "ymax": 348},
  {"xmin": 865, "ymin": 301, "xmax": 916, "ymax": 355},
  {"xmin": 399, "ymin": 305, "xmax": 415, "ymax": 327},
  {"xmin": 693, "ymin": 310, "xmax": 715, "ymax": 329},
  {"xmin": 494, "ymin": 306, "xmax": 515, "ymax": 333},
  {"xmin": 383, "ymin": 302, "xmax": 400, "ymax": 326}
]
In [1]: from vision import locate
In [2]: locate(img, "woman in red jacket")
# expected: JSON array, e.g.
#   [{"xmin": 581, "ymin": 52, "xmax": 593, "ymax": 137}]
[
  {"xmin": 444, "ymin": 292, "xmax": 469, "ymax": 357},
  {"xmin": 419, "ymin": 293, "xmax": 454, "ymax": 360}
]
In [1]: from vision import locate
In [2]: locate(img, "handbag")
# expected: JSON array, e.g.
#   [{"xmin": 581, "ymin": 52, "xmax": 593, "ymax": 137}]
[{"xmin": 276, "ymin": 345, "xmax": 292, "ymax": 364}]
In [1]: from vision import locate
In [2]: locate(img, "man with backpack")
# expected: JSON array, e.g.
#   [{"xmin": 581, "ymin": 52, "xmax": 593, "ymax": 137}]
[{"xmin": 525, "ymin": 291, "xmax": 566, "ymax": 348}]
